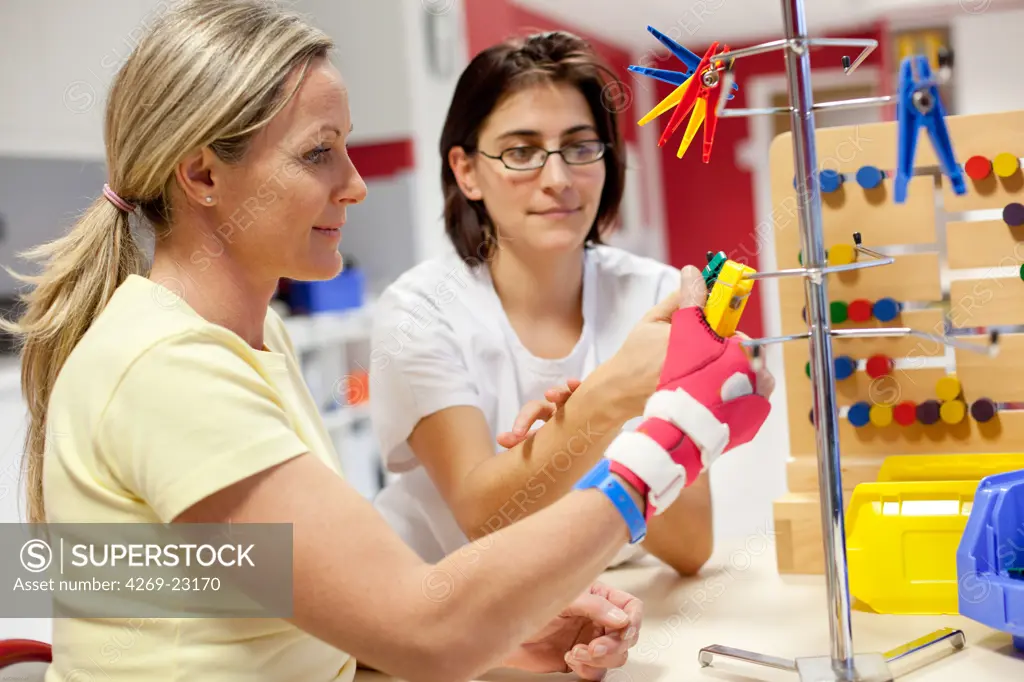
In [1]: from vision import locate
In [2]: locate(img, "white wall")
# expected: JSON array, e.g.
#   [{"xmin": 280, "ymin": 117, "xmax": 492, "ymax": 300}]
[
  {"xmin": 952, "ymin": 7, "xmax": 1024, "ymax": 115},
  {"xmin": 400, "ymin": 0, "xmax": 471, "ymax": 263},
  {"xmin": 0, "ymin": 0, "xmax": 416, "ymax": 159}
]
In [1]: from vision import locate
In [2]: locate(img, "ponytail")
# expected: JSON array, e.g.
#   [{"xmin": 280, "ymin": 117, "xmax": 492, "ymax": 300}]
[
  {"xmin": 0, "ymin": 0, "xmax": 334, "ymax": 523},
  {"xmin": 1, "ymin": 196, "xmax": 145, "ymax": 522}
]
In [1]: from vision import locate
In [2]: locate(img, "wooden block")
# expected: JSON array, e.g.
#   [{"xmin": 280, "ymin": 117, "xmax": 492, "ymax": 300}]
[
  {"xmin": 773, "ymin": 176, "xmax": 938, "ymax": 266},
  {"xmin": 769, "ymin": 110, "xmax": 1024, "ymax": 177},
  {"xmin": 774, "ymin": 493, "xmax": 826, "ymax": 575},
  {"xmin": 948, "ymin": 277, "xmax": 1024, "ymax": 328},
  {"xmin": 778, "ymin": 253, "xmax": 941, "ymax": 323},
  {"xmin": 786, "ymin": 457, "xmax": 882, "ymax": 494},
  {"xmin": 787, "ymin": 406, "xmax": 1024, "ymax": 458},
  {"xmin": 947, "ymin": 220, "xmax": 1024, "ymax": 269},
  {"xmin": 955, "ymin": 333, "xmax": 1024, "ymax": 403}
]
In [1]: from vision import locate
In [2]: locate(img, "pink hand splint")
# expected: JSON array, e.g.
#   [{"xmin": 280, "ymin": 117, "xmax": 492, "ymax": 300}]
[{"xmin": 605, "ymin": 306, "xmax": 771, "ymax": 518}]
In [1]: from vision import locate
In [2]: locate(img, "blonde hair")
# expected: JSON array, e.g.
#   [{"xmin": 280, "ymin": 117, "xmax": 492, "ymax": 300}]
[{"xmin": 2, "ymin": 0, "xmax": 333, "ymax": 522}]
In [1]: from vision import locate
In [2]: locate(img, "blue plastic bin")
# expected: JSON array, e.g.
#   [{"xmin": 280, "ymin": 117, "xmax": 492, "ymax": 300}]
[
  {"xmin": 956, "ymin": 469, "xmax": 1024, "ymax": 651},
  {"xmin": 286, "ymin": 268, "xmax": 365, "ymax": 314}
]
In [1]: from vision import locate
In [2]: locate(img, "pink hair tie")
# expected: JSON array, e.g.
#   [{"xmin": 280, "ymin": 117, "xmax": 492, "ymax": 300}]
[{"xmin": 102, "ymin": 183, "xmax": 136, "ymax": 213}]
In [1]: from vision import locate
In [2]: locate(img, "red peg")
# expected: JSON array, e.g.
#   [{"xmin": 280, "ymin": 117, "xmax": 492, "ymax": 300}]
[
  {"xmin": 894, "ymin": 401, "xmax": 918, "ymax": 426},
  {"xmin": 866, "ymin": 354, "xmax": 894, "ymax": 379}
]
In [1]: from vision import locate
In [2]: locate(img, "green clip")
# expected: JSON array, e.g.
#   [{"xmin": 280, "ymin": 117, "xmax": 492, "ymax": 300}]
[{"xmin": 703, "ymin": 251, "xmax": 728, "ymax": 290}]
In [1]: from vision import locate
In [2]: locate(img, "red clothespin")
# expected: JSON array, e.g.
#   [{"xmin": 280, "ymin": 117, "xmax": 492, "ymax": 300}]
[{"xmin": 658, "ymin": 42, "xmax": 731, "ymax": 163}]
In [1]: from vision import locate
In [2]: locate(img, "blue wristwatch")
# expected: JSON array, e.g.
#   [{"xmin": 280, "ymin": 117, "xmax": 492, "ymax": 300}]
[{"xmin": 574, "ymin": 459, "xmax": 647, "ymax": 544}]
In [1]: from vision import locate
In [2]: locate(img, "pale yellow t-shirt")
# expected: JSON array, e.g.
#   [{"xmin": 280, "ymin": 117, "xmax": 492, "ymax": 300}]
[{"xmin": 41, "ymin": 274, "xmax": 357, "ymax": 682}]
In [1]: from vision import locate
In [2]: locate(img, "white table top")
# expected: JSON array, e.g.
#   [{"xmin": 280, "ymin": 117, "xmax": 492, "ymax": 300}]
[{"xmin": 354, "ymin": 537, "xmax": 1024, "ymax": 681}]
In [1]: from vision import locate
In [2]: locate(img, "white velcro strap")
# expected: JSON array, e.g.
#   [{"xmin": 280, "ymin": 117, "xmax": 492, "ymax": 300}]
[
  {"xmin": 643, "ymin": 388, "xmax": 730, "ymax": 466},
  {"xmin": 603, "ymin": 431, "xmax": 687, "ymax": 514}
]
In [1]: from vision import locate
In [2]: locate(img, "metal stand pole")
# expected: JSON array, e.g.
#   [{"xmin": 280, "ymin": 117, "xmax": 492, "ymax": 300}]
[{"xmin": 693, "ymin": 0, "xmax": 969, "ymax": 678}]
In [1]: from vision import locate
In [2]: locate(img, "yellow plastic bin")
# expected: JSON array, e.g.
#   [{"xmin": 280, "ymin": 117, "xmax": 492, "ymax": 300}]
[{"xmin": 846, "ymin": 454, "xmax": 1024, "ymax": 615}]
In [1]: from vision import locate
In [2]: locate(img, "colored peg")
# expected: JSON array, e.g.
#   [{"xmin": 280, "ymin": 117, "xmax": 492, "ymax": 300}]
[
  {"xmin": 830, "ymin": 301, "xmax": 849, "ymax": 324},
  {"xmin": 894, "ymin": 401, "xmax": 918, "ymax": 426},
  {"xmin": 970, "ymin": 397, "xmax": 998, "ymax": 423},
  {"xmin": 855, "ymin": 166, "xmax": 885, "ymax": 190},
  {"xmin": 848, "ymin": 401, "xmax": 872, "ymax": 427},
  {"xmin": 993, "ymin": 152, "xmax": 1020, "ymax": 178},
  {"xmin": 805, "ymin": 361, "xmax": 811, "ymax": 378},
  {"xmin": 828, "ymin": 244, "xmax": 857, "ymax": 266},
  {"xmin": 655, "ymin": 41, "xmax": 729, "ymax": 163},
  {"xmin": 848, "ymin": 299, "xmax": 874, "ymax": 322},
  {"xmin": 1020, "ymin": 263, "xmax": 1024, "ymax": 282},
  {"xmin": 834, "ymin": 355, "xmax": 857, "ymax": 380},
  {"xmin": 916, "ymin": 399, "xmax": 942, "ymax": 425},
  {"xmin": 626, "ymin": 66, "xmax": 739, "ymax": 101},
  {"xmin": 637, "ymin": 25, "xmax": 738, "ymax": 97},
  {"xmin": 873, "ymin": 297, "xmax": 902, "ymax": 322},
  {"xmin": 865, "ymin": 354, "xmax": 894, "ymax": 379},
  {"xmin": 940, "ymin": 399, "xmax": 967, "ymax": 424},
  {"xmin": 1004, "ymin": 202, "xmax": 1024, "ymax": 227},
  {"xmin": 820, "ymin": 170, "xmax": 844, "ymax": 193},
  {"xmin": 870, "ymin": 404, "xmax": 894, "ymax": 427},
  {"xmin": 964, "ymin": 155, "xmax": 992, "ymax": 180},
  {"xmin": 895, "ymin": 55, "xmax": 965, "ymax": 203},
  {"xmin": 936, "ymin": 375, "xmax": 962, "ymax": 401}
]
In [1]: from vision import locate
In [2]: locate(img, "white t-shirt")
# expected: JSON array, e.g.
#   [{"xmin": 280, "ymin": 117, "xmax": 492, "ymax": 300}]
[{"xmin": 369, "ymin": 244, "xmax": 679, "ymax": 565}]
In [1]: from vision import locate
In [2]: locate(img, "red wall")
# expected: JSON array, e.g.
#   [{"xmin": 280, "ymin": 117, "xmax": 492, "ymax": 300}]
[{"xmin": 650, "ymin": 25, "xmax": 889, "ymax": 338}]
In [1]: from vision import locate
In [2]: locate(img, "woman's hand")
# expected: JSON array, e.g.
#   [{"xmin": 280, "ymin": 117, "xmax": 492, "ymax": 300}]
[
  {"xmin": 605, "ymin": 264, "xmax": 708, "ymax": 415},
  {"xmin": 502, "ymin": 581, "xmax": 643, "ymax": 679},
  {"xmin": 733, "ymin": 331, "xmax": 776, "ymax": 399},
  {"xmin": 496, "ymin": 379, "xmax": 582, "ymax": 449}
]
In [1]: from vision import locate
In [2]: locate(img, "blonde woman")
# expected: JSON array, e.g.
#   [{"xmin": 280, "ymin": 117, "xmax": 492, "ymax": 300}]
[{"xmin": 6, "ymin": 2, "xmax": 769, "ymax": 681}]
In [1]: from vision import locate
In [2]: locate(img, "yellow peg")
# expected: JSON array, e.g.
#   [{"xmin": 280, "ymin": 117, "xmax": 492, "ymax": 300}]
[
  {"xmin": 677, "ymin": 98, "xmax": 706, "ymax": 159},
  {"xmin": 638, "ymin": 76, "xmax": 693, "ymax": 126}
]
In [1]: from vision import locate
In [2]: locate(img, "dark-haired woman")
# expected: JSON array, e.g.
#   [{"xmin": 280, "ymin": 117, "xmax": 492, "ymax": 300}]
[{"xmin": 371, "ymin": 31, "xmax": 759, "ymax": 576}]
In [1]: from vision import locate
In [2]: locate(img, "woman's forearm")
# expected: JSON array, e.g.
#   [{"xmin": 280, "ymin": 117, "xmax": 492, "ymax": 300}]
[
  {"xmin": 457, "ymin": 362, "xmax": 639, "ymax": 539},
  {"xmin": 409, "ymin": 483, "xmax": 641, "ymax": 682}
]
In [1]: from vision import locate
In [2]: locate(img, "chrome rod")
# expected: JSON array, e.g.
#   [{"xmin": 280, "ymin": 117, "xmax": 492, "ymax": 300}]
[
  {"xmin": 781, "ymin": 0, "xmax": 856, "ymax": 670},
  {"xmin": 884, "ymin": 628, "xmax": 966, "ymax": 663},
  {"xmin": 740, "ymin": 328, "xmax": 997, "ymax": 356},
  {"xmin": 813, "ymin": 95, "xmax": 893, "ymax": 112},
  {"xmin": 830, "ymin": 328, "xmax": 999, "ymax": 355},
  {"xmin": 720, "ymin": 95, "xmax": 894, "ymax": 118},
  {"xmin": 807, "ymin": 38, "xmax": 878, "ymax": 75},
  {"xmin": 741, "ymin": 249, "xmax": 894, "ymax": 281},
  {"xmin": 719, "ymin": 106, "xmax": 791, "ymax": 118},
  {"xmin": 711, "ymin": 38, "xmax": 791, "ymax": 64},
  {"xmin": 742, "ymin": 266, "xmax": 808, "ymax": 281}
]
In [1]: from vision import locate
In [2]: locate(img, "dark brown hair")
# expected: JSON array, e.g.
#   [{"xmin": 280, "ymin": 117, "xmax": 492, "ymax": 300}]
[{"xmin": 440, "ymin": 30, "xmax": 627, "ymax": 265}]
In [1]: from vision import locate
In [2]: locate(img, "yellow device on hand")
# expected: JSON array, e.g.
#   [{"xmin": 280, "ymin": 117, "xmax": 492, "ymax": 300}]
[{"xmin": 702, "ymin": 251, "xmax": 756, "ymax": 337}]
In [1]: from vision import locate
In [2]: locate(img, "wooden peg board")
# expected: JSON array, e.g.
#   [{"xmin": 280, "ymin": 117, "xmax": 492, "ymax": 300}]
[{"xmin": 766, "ymin": 109, "xmax": 1024, "ymax": 574}]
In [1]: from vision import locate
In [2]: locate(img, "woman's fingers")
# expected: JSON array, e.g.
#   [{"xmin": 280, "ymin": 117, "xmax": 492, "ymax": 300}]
[
  {"xmin": 755, "ymin": 367, "xmax": 775, "ymax": 398},
  {"xmin": 566, "ymin": 646, "xmax": 629, "ymax": 679},
  {"xmin": 497, "ymin": 380, "xmax": 582, "ymax": 449}
]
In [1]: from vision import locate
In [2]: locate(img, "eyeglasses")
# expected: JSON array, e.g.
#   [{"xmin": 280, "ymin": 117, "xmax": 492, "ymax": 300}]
[{"xmin": 478, "ymin": 140, "xmax": 609, "ymax": 171}]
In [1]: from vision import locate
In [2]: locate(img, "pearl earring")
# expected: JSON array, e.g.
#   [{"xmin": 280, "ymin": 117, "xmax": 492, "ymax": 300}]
[{"xmin": 205, "ymin": 196, "xmax": 213, "ymax": 203}]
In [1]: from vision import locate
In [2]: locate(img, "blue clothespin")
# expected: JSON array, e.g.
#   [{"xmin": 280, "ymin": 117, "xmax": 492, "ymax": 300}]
[
  {"xmin": 895, "ymin": 54, "xmax": 964, "ymax": 203},
  {"xmin": 628, "ymin": 26, "xmax": 738, "ymax": 100}
]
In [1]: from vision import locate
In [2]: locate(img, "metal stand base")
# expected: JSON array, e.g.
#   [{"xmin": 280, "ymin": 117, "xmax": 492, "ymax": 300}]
[{"xmin": 698, "ymin": 628, "xmax": 965, "ymax": 681}]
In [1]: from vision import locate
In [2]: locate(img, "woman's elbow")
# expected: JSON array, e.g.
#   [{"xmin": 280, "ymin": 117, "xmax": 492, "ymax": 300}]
[
  {"xmin": 402, "ymin": 624, "xmax": 495, "ymax": 682},
  {"xmin": 667, "ymin": 540, "xmax": 714, "ymax": 577}
]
